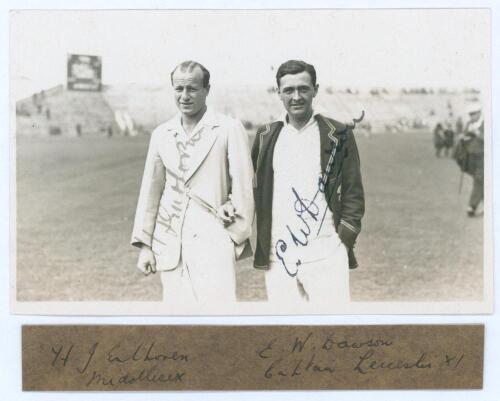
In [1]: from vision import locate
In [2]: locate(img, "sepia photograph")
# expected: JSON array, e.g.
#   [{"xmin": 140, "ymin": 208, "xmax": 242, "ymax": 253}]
[{"xmin": 10, "ymin": 9, "xmax": 492, "ymax": 315}]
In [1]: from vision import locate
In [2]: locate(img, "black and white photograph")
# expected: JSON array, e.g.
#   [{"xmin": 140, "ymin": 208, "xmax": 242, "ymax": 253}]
[{"xmin": 10, "ymin": 8, "xmax": 492, "ymax": 315}]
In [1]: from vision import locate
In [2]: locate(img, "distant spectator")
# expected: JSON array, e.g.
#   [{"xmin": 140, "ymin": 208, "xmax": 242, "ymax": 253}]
[
  {"xmin": 76, "ymin": 124, "xmax": 82, "ymax": 137},
  {"xmin": 455, "ymin": 116, "xmax": 464, "ymax": 136},
  {"xmin": 453, "ymin": 103, "xmax": 484, "ymax": 217},
  {"xmin": 442, "ymin": 124, "xmax": 455, "ymax": 156},
  {"xmin": 433, "ymin": 123, "xmax": 445, "ymax": 157}
]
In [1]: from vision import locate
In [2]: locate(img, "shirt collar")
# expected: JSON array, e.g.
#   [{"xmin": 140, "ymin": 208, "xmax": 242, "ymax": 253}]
[
  {"xmin": 165, "ymin": 107, "xmax": 219, "ymax": 134},
  {"xmin": 279, "ymin": 107, "xmax": 325, "ymax": 128}
]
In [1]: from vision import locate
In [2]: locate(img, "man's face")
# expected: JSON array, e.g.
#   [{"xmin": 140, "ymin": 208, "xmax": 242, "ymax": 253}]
[
  {"xmin": 278, "ymin": 71, "xmax": 318, "ymax": 121},
  {"xmin": 172, "ymin": 67, "xmax": 209, "ymax": 117}
]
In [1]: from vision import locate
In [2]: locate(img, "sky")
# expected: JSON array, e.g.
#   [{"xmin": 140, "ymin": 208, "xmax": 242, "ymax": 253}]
[{"xmin": 10, "ymin": 9, "xmax": 491, "ymax": 100}]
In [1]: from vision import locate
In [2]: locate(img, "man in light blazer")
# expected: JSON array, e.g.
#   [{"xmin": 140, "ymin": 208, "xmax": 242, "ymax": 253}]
[{"xmin": 131, "ymin": 61, "xmax": 254, "ymax": 304}]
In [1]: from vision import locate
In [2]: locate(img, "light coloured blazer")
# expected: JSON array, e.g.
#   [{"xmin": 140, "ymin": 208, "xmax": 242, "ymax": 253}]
[{"xmin": 131, "ymin": 108, "xmax": 254, "ymax": 271}]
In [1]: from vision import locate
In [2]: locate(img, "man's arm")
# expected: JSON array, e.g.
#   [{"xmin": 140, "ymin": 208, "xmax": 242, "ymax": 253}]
[
  {"xmin": 337, "ymin": 129, "xmax": 365, "ymax": 249},
  {"xmin": 130, "ymin": 129, "xmax": 166, "ymax": 249},
  {"xmin": 251, "ymin": 129, "xmax": 261, "ymax": 172},
  {"xmin": 224, "ymin": 119, "xmax": 255, "ymax": 244}
]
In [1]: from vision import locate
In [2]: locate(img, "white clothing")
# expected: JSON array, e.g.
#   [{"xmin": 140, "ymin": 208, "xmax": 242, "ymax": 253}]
[
  {"xmin": 270, "ymin": 111, "xmax": 340, "ymax": 267},
  {"xmin": 160, "ymin": 200, "xmax": 236, "ymax": 304},
  {"xmin": 267, "ymin": 111, "xmax": 347, "ymax": 302},
  {"xmin": 266, "ymin": 241, "xmax": 349, "ymax": 304}
]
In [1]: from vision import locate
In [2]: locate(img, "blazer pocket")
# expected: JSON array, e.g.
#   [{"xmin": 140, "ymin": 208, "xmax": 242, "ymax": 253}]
[{"xmin": 195, "ymin": 222, "xmax": 234, "ymax": 248}]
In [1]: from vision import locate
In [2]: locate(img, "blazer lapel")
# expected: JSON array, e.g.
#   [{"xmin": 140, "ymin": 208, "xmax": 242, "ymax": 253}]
[
  {"xmin": 257, "ymin": 121, "xmax": 284, "ymax": 173},
  {"xmin": 316, "ymin": 114, "xmax": 341, "ymax": 176},
  {"xmin": 183, "ymin": 125, "xmax": 218, "ymax": 183}
]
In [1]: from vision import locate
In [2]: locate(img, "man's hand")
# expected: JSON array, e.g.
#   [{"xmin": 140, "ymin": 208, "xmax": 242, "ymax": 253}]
[
  {"xmin": 136, "ymin": 245, "xmax": 157, "ymax": 276},
  {"xmin": 217, "ymin": 201, "xmax": 236, "ymax": 226}
]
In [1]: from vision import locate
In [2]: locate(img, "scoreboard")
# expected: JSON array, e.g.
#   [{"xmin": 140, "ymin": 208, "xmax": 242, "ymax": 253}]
[{"xmin": 67, "ymin": 54, "xmax": 102, "ymax": 91}]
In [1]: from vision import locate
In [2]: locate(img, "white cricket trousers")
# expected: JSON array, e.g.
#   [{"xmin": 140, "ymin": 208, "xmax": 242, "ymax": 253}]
[
  {"xmin": 160, "ymin": 201, "xmax": 236, "ymax": 304},
  {"xmin": 265, "ymin": 241, "xmax": 349, "ymax": 305}
]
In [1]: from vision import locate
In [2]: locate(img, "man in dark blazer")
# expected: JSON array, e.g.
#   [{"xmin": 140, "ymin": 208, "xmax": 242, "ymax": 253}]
[{"xmin": 252, "ymin": 60, "xmax": 364, "ymax": 304}]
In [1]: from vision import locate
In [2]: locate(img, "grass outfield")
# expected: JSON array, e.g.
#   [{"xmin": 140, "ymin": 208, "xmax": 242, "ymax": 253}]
[{"xmin": 16, "ymin": 131, "xmax": 483, "ymax": 302}]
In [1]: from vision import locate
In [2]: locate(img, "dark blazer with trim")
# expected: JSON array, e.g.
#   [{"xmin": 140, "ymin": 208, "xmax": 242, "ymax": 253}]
[{"xmin": 251, "ymin": 114, "xmax": 365, "ymax": 270}]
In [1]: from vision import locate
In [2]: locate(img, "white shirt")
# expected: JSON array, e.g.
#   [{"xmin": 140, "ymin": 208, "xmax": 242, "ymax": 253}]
[
  {"xmin": 167, "ymin": 108, "xmax": 214, "ymax": 173},
  {"xmin": 270, "ymin": 111, "xmax": 341, "ymax": 271}
]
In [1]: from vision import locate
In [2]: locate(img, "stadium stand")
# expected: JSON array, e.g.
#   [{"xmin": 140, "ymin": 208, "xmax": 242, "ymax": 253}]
[
  {"xmin": 16, "ymin": 85, "xmax": 119, "ymax": 137},
  {"xmin": 16, "ymin": 84, "xmax": 479, "ymax": 137}
]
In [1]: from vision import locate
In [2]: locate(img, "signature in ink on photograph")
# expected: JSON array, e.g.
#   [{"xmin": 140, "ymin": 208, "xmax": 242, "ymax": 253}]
[
  {"xmin": 275, "ymin": 179, "xmax": 329, "ymax": 277},
  {"xmin": 274, "ymin": 110, "xmax": 365, "ymax": 276}
]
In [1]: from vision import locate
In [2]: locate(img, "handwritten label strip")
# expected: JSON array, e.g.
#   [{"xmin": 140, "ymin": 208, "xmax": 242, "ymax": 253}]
[{"xmin": 22, "ymin": 325, "xmax": 483, "ymax": 391}]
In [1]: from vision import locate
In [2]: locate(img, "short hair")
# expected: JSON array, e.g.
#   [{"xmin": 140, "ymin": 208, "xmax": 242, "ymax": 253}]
[
  {"xmin": 276, "ymin": 60, "xmax": 317, "ymax": 87},
  {"xmin": 170, "ymin": 60, "xmax": 210, "ymax": 88}
]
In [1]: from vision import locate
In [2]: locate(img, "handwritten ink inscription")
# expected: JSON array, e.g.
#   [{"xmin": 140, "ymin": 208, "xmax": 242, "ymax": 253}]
[
  {"xmin": 49, "ymin": 341, "xmax": 189, "ymax": 388},
  {"xmin": 256, "ymin": 331, "xmax": 469, "ymax": 381},
  {"xmin": 275, "ymin": 180, "xmax": 336, "ymax": 276},
  {"xmin": 22, "ymin": 325, "xmax": 483, "ymax": 390},
  {"xmin": 274, "ymin": 110, "xmax": 366, "ymax": 276}
]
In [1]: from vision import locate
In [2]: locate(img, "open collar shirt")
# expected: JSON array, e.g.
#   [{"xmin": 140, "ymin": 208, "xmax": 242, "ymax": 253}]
[{"xmin": 270, "ymin": 110, "xmax": 341, "ymax": 266}]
